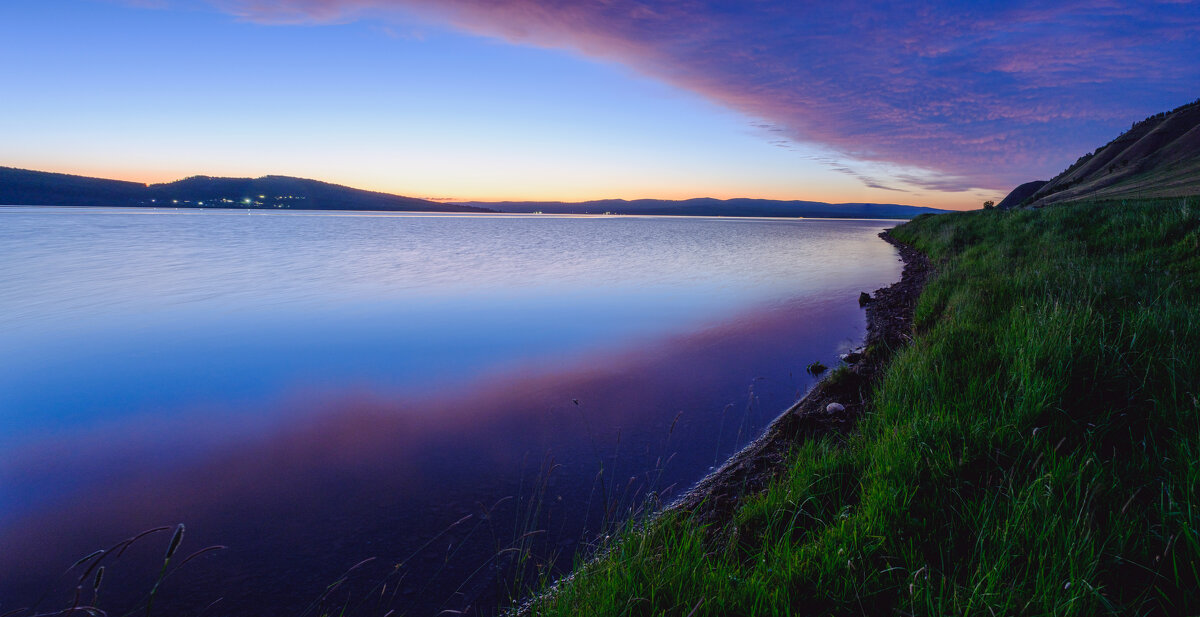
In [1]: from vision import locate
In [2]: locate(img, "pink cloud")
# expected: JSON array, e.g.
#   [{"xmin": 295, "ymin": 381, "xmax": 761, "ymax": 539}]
[{"xmin": 210, "ymin": 0, "xmax": 1200, "ymax": 191}]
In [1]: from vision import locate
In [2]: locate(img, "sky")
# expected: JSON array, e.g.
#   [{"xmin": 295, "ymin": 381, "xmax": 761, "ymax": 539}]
[{"xmin": 1, "ymin": 1, "xmax": 1198, "ymax": 209}]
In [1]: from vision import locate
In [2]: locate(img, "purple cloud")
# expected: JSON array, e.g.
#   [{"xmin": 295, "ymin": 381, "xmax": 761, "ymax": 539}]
[{"xmin": 212, "ymin": 0, "xmax": 1200, "ymax": 191}]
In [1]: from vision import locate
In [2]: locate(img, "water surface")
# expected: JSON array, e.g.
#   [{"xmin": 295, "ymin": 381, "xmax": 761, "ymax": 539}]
[{"xmin": 0, "ymin": 207, "xmax": 902, "ymax": 615}]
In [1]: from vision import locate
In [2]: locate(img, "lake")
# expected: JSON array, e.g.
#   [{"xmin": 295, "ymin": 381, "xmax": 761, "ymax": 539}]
[{"xmin": 0, "ymin": 207, "xmax": 902, "ymax": 616}]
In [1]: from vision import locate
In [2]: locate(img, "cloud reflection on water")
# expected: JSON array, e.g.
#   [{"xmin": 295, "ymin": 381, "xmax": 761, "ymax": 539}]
[{"xmin": 1, "ymin": 294, "xmax": 864, "ymax": 615}]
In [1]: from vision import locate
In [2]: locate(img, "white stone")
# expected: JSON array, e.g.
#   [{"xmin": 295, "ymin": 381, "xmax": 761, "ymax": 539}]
[{"xmin": 826, "ymin": 402, "xmax": 846, "ymax": 414}]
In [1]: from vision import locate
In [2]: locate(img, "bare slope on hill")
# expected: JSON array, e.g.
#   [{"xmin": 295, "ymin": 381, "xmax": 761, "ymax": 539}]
[{"xmin": 1024, "ymin": 98, "xmax": 1200, "ymax": 206}]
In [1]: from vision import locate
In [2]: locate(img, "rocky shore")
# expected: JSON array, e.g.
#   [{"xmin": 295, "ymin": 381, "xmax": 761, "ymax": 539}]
[{"xmin": 665, "ymin": 229, "xmax": 932, "ymax": 527}]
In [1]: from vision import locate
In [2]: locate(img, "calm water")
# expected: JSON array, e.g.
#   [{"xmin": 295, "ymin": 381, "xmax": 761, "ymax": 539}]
[{"xmin": 0, "ymin": 207, "xmax": 901, "ymax": 616}]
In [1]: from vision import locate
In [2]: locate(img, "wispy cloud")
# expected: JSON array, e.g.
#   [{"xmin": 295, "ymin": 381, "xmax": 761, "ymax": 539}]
[
  {"xmin": 208, "ymin": 0, "xmax": 1200, "ymax": 191},
  {"xmin": 108, "ymin": 0, "xmax": 174, "ymax": 8}
]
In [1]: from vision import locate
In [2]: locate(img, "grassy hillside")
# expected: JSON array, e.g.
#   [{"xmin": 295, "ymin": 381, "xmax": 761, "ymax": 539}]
[
  {"xmin": 523, "ymin": 198, "xmax": 1200, "ymax": 615},
  {"xmin": 1027, "ymin": 99, "xmax": 1200, "ymax": 206}
]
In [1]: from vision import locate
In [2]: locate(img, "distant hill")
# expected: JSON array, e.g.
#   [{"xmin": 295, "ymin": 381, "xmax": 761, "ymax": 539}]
[
  {"xmin": 1018, "ymin": 98, "xmax": 1200, "ymax": 206},
  {"xmin": 0, "ymin": 167, "xmax": 488, "ymax": 213},
  {"xmin": 996, "ymin": 181, "xmax": 1047, "ymax": 210},
  {"xmin": 0, "ymin": 166, "xmax": 148, "ymax": 206},
  {"xmin": 460, "ymin": 198, "xmax": 947, "ymax": 219}
]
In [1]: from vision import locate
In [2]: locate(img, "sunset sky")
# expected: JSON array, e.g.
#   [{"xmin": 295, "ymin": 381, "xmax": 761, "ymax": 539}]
[{"xmin": 2, "ymin": 0, "xmax": 1198, "ymax": 209}]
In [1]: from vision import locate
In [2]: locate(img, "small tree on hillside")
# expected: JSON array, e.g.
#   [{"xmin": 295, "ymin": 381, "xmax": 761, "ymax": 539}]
[{"xmin": 983, "ymin": 200, "xmax": 996, "ymax": 210}]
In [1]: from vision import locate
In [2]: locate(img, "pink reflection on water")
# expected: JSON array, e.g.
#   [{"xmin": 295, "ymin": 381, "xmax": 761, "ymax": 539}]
[{"xmin": 1, "ymin": 295, "xmax": 861, "ymax": 615}]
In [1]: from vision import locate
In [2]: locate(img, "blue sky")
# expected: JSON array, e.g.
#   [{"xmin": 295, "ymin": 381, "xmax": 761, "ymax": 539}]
[{"xmin": 2, "ymin": 0, "xmax": 1198, "ymax": 209}]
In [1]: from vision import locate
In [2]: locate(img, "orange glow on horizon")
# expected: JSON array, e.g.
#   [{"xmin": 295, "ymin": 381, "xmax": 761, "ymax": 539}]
[{"xmin": 27, "ymin": 163, "xmax": 992, "ymax": 211}]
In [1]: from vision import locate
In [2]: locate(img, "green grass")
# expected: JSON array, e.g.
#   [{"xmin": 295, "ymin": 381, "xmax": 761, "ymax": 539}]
[{"xmin": 524, "ymin": 198, "xmax": 1200, "ymax": 616}]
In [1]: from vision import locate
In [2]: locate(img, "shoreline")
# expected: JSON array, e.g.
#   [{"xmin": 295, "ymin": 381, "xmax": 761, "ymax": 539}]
[
  {"xmin": 665, "ymin": 229, "xmax": 932, "ymax": 525},
  {"xmin": 512, "ymin": 227, "xmax": 932, "ymax": 612}
]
